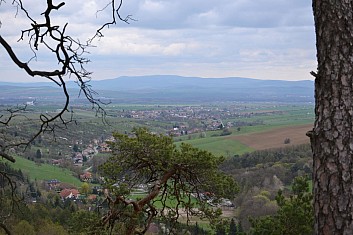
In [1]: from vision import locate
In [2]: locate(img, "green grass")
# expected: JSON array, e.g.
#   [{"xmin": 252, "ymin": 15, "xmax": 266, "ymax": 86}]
[
  {"xmin": 176, "ymin": 135, "xmax": 253, "ymax": 156},
  {"xmin": 12, "ymin": 156, "xmax": 82, "ymax": 186}
]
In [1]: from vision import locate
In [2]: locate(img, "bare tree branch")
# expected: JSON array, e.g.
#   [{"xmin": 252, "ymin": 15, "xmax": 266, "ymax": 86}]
[
  {"xmin": 0, "ymin": 1, "xmax": 134, "ymax": 233},
  {"xmin": 0, "ymin": 223, "xmax": 11, "ymax": 235},
  {"xmin": 0, "ymin": 0, "xmax": 132, "ymax": 161},
  {"xmin": 90, "ymin": 0, "xmax": 136, "ymax": 43},
  {"xmin": 0, "ymin": 151, "xmax": 15, "ymax": 163}
]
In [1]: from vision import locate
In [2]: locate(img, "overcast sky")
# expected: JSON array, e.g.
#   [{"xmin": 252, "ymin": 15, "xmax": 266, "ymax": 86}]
[{"xmin": 0, "ymin": 0, "xmax": 316, "ymax": 82}]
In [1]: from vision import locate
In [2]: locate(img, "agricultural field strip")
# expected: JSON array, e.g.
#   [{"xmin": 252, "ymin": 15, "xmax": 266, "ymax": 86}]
[{"xmin": 229, "ymin": 124, "xmax": 313, "ymax": 151}]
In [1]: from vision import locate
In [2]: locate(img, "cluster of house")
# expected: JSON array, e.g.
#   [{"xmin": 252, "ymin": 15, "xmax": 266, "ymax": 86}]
[
  {"xmin": 58, "ymin": 188, "xmax": 98, "ymax": 201},
  {"xmin": 196, "ymin": 192, "xmax": 235, "ymax": 208},
  {"xmin": 114, "ymin": 105, "xmax": 264, "ymax": 122},
  {"xmin": 168, "ymin": 121, "xmax": 229, "ymax": 137},
  {"xmin": 59, "ymin": 188, "xmax": 80, "ymax": 200},
  {"xmin": 45, "ymin": 178, "xmax": 102, "ymax": 201},
  {"xmin": 51, "ymin": 138, "xmax": 114, "ymax": 169},
  {"xmin": 110, "ymin": 105, "xmax": 288, "ymax": 139},
  {"xmin": 71, "ymin": 144, "xmax": 98, "ymax": 166}
]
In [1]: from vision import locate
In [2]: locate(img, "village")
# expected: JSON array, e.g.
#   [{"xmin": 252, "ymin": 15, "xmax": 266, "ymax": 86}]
[
  {"xmin": 34, "ymin": 104, "xmax": 271, "ymax": 211},
  {"xmin": 106, "ymin": 104, "xmax": 283, "ymax": 136}
]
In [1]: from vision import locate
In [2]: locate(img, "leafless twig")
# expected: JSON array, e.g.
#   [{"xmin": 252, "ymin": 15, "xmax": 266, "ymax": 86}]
[{"xmin": 0, "ymin": 0, "xmax": 132, "ymax": 160}]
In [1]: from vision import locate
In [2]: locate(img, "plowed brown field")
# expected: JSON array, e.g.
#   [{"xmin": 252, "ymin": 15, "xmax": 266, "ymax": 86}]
[{"xmin": 228, "ymin": 124, "xmax": 313, "ymax": 150}]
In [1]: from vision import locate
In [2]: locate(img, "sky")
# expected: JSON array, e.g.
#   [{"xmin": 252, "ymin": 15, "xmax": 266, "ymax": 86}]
[{"xmin": 0, "ymin": 0, "xmax": 316, "ymax": 83}]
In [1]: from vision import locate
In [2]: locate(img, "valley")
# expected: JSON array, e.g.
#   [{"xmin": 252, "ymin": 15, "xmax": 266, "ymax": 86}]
[{"xmin": 0, "ymin": 77, "xmax": 315, "ymax": 234}]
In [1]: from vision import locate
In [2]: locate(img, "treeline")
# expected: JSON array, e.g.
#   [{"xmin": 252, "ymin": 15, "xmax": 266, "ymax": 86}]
[{"xmin": 222, "ymin": 144, "xmax": 312, "ymax": 169}]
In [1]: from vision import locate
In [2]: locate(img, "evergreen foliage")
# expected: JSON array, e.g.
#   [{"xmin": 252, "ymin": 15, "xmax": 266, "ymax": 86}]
[
  {"xmin": 249, "ymin": 176, "xmax": 313, "ymax": 235},
  {"xmin": 99, "ymin": 127, "xmax": 238, "ymax": 234}
]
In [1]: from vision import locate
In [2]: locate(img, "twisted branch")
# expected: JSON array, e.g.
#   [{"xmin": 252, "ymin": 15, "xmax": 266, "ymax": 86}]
[{"xmin": 0, "ymin": 0, "xmax": 131, "ymax": 160}]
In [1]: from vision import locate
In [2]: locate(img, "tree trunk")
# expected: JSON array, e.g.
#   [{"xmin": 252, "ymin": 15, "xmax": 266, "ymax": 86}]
[{"xmin": 312, "ymin": 1, "xmax": 353, "ymax": 234}]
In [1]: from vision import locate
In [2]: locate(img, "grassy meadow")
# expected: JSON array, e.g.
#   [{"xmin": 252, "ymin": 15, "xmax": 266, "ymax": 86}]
[
  {"xmin": 175, "ymin": 135, "xmax": 253, "ymax": 156},
  {"xmin": 12, "ymin": 156, "xmax": 82, "ymax": 186}
]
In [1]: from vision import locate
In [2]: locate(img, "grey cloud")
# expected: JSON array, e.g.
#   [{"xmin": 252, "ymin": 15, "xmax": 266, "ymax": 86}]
[
  {"xmin": 0, "ymin": 0, "xmax": 316, "ymax": 82},
  {"xmin": 118, "ymin": 0, "xmax": 313, "ymax": 29},
  {"xmin": 1, "ymin": 0, "xmax": 313, "ymax": 31},
  {"xmin": 219, "ymin": 0, "xmax": 313, "ymax": 28}
]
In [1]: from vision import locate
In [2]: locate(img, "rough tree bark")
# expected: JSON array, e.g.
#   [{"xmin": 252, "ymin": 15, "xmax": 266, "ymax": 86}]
[{"xmin": 311, "ymin": 1, "xmax": 353, "ymax": 234}]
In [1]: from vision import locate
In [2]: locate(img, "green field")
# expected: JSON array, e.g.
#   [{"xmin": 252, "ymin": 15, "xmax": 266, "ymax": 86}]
[
  {"xmin": 176, "ymin": 105, "xmax": 314, "ymax": 156},
  {"xmin": 12, "ymin": 156, "xmax": 82, "ymax": 186},
  {"xmin": 176, "ymin": 135, "xmax": 253, "ymax": 156}
]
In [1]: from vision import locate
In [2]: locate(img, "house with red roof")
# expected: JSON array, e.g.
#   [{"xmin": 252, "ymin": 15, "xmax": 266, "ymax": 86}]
[{"xmin": 59, "ymin": 188, "xmax": 80, "ymax": 200}]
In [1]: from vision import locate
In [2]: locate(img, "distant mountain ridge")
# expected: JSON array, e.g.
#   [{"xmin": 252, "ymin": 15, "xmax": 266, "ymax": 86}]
[{"xmin": 0, "ymin": 75, "xmax": 314, "ymax": 104}]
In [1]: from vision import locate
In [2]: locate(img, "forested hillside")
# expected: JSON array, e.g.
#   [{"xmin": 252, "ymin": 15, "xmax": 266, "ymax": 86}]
[{"xmin": 222, "ymin": 144, "xmax": 313, "ymax": 231}]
